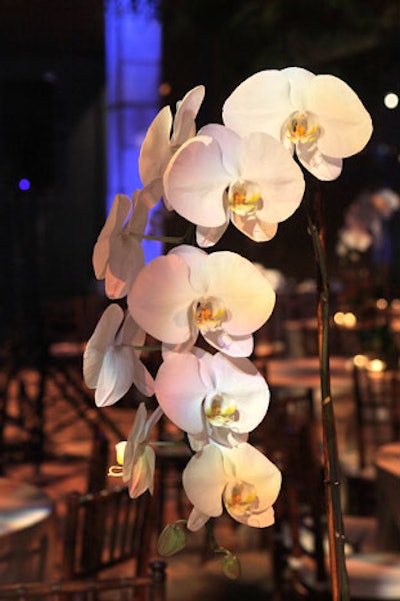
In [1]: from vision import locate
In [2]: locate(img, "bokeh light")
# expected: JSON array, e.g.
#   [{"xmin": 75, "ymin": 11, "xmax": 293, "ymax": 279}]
[
  {"xmin": 384, "ymin": 92, "xmax": 399, "ymax": 109},
  {"xmin": 18, "ymin": 178, "xmax": 31, "ymax": 191}
]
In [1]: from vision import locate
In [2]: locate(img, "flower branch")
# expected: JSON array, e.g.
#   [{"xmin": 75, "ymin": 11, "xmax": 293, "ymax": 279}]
[{"xmin": 306, "ymin": 188, "xmax": 350, "ymax": 601}]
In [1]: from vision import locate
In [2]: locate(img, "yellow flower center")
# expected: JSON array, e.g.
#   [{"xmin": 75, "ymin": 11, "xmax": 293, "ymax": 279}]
[
  {"xmin": 286, "ymin": 111, "xmax": 319, "ymax": 144},
  {"xmin": 224, "ymin": 481, "xmax": 259, "ymax": 518},
  {"xmin": 228, "ymin": 180, "xmax": 261, "ymax": 216},
  {"xmin": 193, "ymin": 298, "xmax": 226, "ymax": 332},
  {"xmin": 205, "ymin": 394, "xmax": 237, "ymax": 426}
]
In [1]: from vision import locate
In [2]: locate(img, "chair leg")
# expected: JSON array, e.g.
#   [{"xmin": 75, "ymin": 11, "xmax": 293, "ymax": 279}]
[{"xmin": 149, "ymin": 560, "xmax": 167, "ymax": 601}]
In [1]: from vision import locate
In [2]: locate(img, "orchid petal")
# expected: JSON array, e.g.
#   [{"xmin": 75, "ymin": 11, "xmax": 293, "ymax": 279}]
[
  {"xmin": 128, "ymin": 254, "xmax": 195, "ymax": 344},
  {"xmin": 123, "ymin": 405, "xmax": 154, "ymax": 495},
  {"xmin": 224, "ymin": 431, "xmax": 249, "ymax": 447},
  {"xmin": 222, "ymin": 443, "xmax": 282, "ymax": 527},
  {"xmin": 105, "ymin": 236, "xmax": 144, "ymax": 299},
  {"xmin": 204, "ymin": 330, "xmax": 254, "ymax": 357},
  {"xmin": 297, "ymin": 144, "xmax": 343, "ymax": 181},
  {"xmin": 172, "ymin": 85, "xmax": 205, "ymax": 146},
  {"xmin": 169, "ymin": 246, "xmax": 210, "ymax": 299},
  {"xmin": 168, "ymin": 244, "xmax": 207, "ymax": 271},
  {"xmin": 196, "ymin": 222, "xmax": 229, "ymax": 248},
  {"xmin": 223, "ymin": 70, "xmax": 292, "ymax": 140},
  {"xmin": 120, "ymin": 404, "xmax": 160, "ymax": 498},
  {"xmin": 206, "ymin": 353, "xmax": 270, "ymax": 433},
  {"xmin": 127, "ymin": 190, "xmax": 149, "ymax": 236},
  {"xmin": 187, "ymin": 507, "xmax": 210, "ymax": 531},
  {"xmin": 119, "ymin": 313, "xmax": 146, "ymax": 347},
  {"xmin": 93, "ymin": 194, "xmax": 132, "ymax": 279},
  {"xmin": 95, "ymin": 346, "xmax": 135, "ymax": 407},
  {"xmin": 188, "ymin": 431, "xmax": 209, "ymax": 452},
  {"xmin": 204, "ymin": 251, "xmax": 276, "ymax": 335},
  {"xmin": 307, "ymin": 75, "xmax": 373, "ymax": 159},
  {"xmin": 163, "ymin": 136, "xmax": 230, "ymax": 227},
  {"xmin": 124, "ymin": 404, "xmax": 148, "ymax": 471},
  {"xmin": 161, "ymin": 333, "xmax": 198, "ymax": 357},
  {"xmin": 85, "ymin": 304, "xmax": 124, "ymax": 355},
  {"xmin": 139, "ymin": 106, "xmax": 173, "ymax": 185},
  {"xmin": 132, "ymin": 353, "xmax": 155, "ymax": 396},
  {"xmin": 142, "ymin": 405, "xmax": 164, "ymax": 440},
  {"xmin": 283, "ymin": 66, "xmax": 316, "ymax": 108},
  {"xmin": 231, "ymin": 213, "xmax": 278, "ymax": 242},
  {"xmin": 128, "ymin": 446, "xmax": 156, "ymax": 498},
  {"xmin": 155, "ymin": 352, "xmax": 207, "ymax": 434},
  {"xmin": 226, "ymin": 443, "xmax": 282, "ymax": 507},
  {"xmin": 182, "ymin": 445, "xmax": 227, "ymax": 518},
  {"xmin": 93, "ymin": 191, "xmax": 147, "ymax": 300},
  {"xmin": 239, "ymin": 132, "xmax": 305, "ymax": 223},
  {"xmin": 83, "ymin": 305, "xmax": 124, "ymax": 387},
  {"xmin": 83, "ymin": 348, "xmax": 104, "ymax": 390},
  {"xmin": 207, "ymin": 428, "xmax": 248, "ymax": 448},
  {"xmin": 240, "ymin": 506, "xmax": 275, "ymax": 528},
  {"xmin": 142, "ymin": 178, "xmax": 164, "ymax": 208},
  {"xmin": 198, "ymin": 123, "xmax": 242, "ymax": 176}
]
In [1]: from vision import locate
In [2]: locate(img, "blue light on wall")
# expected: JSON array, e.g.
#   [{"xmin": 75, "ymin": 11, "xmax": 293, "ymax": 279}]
[{"xmin": 104, "ymin": 0, "xmax": 162, "ymax": 263}]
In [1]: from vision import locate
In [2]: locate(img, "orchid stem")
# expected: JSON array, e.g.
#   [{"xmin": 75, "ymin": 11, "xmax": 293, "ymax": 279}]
[
  {"xmin": 148, "ymin": 441, "xmax": 188, "ymax": 447},
  {"xmin": 132, "ymin": 344, "xmax": 162, "ymax": 352},
  {"xmin": 205, "ymin": 519, "xmax": 219, "ymax": 551},
  {"xmin": 205, "ymin": 519, "xmax": 231, "ymax": 556},
  {"xmin": 141, "ymin": 234, "xmax": 186, "ymax": 244},
  {"xmin": 306, "ymin": 187, "xmax": 350, "ymax": 601},
  {"xmin": 141, "ymin": 223, "xmax": 196, "ymax": 247}
]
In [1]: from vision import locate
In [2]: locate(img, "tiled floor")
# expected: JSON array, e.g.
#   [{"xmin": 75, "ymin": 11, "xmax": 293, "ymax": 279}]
[{"xmin": 1, "ymin": 364, "xmax": 280, "ymax": 600}]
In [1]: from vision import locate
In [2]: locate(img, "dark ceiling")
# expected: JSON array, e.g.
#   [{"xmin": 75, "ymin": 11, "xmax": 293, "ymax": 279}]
[{"xmin": 0, "ymin": 0, "xmax": 104, "ymax": 58}]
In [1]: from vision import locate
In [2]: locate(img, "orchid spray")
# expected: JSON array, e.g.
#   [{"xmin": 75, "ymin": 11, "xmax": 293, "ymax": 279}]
[{"xmin": 85, "ymin": 68, "xmax": 372, "ymax": 596}]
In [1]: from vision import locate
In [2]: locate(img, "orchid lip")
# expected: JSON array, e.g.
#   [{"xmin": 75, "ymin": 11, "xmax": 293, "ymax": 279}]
[
  {"xmin": 205, "ymin": 393, "xmax": 237, "ymax": 426},
  {"xmin": 228, "ymin": 180, "xmax": 261, "ymax": 216},
  {"xmin": 224, "ymin": 480, "xmax": 259, "ymax": 518},
  {"xmin": 192, "ymin": 297, "xmax": 226, "ymax": 333},
  {"xmin": 285, "ymin": 110, "xmax": 319, "ymax": 145}
]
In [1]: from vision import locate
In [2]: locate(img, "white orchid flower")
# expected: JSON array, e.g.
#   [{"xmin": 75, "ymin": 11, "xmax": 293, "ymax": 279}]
[
  {"xmin": 83, "ymin": 304, "xmax": 155, "ymax": 406},
  {"xmin": 183, "ymin": 442, "xmax": 282, "ymax": 529},
  {"xmin": 114, "ymin": 403, "xmax": 163, "ymax": 498},
  {"xmin": 128, "ymin": 244, "xmax": 276, "ymax": 358},
  {"xmin": 163, "ymin": 123, "xmax": 304, "ymax": 247},
  {"xmin": 92, "ymin": 191, "xmax": 149, "ymax": 299},
  {"xmin": 223, "ymin": 67, "xmax": 373, "ymax": 181},
  {"xmin": 154, "ymin": 348, "xmax": 269, "ymax": 449},
  {"xmin": 139, "ymin": 85, "xmax": 205, "ymax": 206}
]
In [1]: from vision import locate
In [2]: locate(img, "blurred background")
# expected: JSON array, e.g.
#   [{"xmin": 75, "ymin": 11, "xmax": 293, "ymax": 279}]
[
  {"xmin": 2, "ymin": 4, "xmax": 400, "ymax": 597},
  {"xmin": 1, "ymin": 0, "xmax": 400, "ymax": 351}
]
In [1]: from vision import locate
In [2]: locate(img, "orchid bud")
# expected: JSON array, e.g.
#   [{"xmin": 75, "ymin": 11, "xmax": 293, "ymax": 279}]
[
  {"xmin": 222, "ymin": 553, "xmax": 241, "ymax": 580},
  {"xmin": 157, "ymin": 523, "xmax": 187, "ymax": 557}
]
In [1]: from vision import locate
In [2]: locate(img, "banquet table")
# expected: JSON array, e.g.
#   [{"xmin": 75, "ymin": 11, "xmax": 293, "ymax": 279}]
[
  {"xmin": 265, "ymin": 355, "xmax": 353, "ymax": 392},
  {"xmin": 0, "ymin": 478, "xmax": 56, "ymax": 583},
  {"xmin": 375, "ymin": 442, "xmax": 400, "ymax": 551}
]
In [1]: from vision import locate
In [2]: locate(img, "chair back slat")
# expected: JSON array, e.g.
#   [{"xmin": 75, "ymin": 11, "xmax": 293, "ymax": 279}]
[
  {"xmin": 273, "ymin": 416, "xmax": 329, "ymax": 594},
  {"xmin": 0, "ymin": 561, "xmax": 167, "ymax": 600},
  {"xmin": 62, "ymin": 486, "xmax": 153, "ymax": 580}
]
